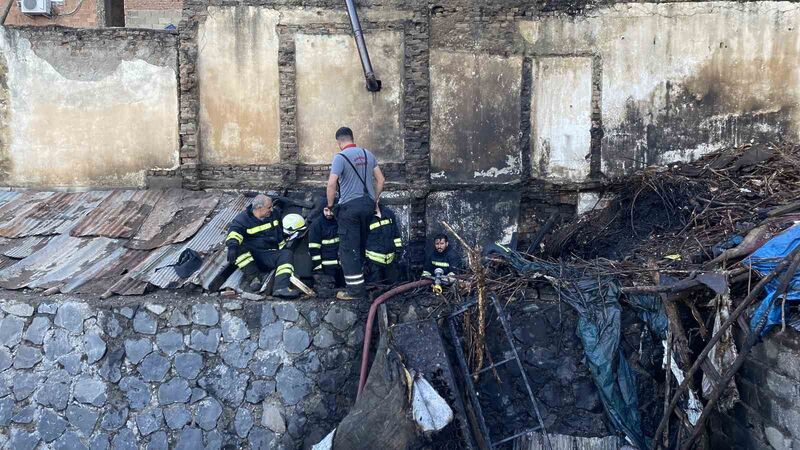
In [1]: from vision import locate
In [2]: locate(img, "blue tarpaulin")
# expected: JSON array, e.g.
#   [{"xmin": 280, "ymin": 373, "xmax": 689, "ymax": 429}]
[{"xmin": 746, "ymin": 224, "xmax": 800, "ymax": 334}]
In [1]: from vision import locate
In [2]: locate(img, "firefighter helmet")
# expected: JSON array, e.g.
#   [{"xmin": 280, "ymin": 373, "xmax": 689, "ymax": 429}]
[{"xmin": 282, "ymin": 213, "xmax": 307, "ymax": 235}]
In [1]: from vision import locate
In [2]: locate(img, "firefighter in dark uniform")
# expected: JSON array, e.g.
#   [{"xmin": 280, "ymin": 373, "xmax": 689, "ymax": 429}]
[
  {"xmin": 365, "ymin": 205, "xmax": 403, "ymax": 284},
  {"xmin": 225, "ymin": 194, "xmax": 299, "ymax": 298},
  {"xmin": 308, "ymin": 205, "xmax": 343, "ymax": 287},
  {"xmin": 422, "ymin": 233, "xmax": 462, "ymax": 278}
]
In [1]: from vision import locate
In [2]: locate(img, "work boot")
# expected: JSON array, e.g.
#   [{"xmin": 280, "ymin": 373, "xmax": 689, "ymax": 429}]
[
  {"xmin": 336, "ymin": 285, "xmax": 365, "ymax": 301},
  {"xmin": 273, "ymin": 287, "xmax": 300, "ymax": 299}
]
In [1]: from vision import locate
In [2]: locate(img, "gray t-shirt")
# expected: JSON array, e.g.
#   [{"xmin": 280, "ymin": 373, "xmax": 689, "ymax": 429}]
[{"xmin": 331, "ymin": 146, "xmax": 378, "ymax": 205}]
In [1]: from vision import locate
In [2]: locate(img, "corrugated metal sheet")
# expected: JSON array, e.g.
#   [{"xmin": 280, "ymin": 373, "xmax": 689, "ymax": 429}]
[
  {"xmin": 188, "ymin": 247, "xmax": 233, "ymax": 291},
  {"xmin": 0, "ymin": 191, "xmax": 55, "ymax": 225},
  {"xmin": 220, "ymin": 269, "xmax": 244, "ymax": 292},
  {"xmin": 145, "ymin": 196, "xmax": 249, "ymax": 289},
  {"xmin": 0, "ymin": 255, "xmax": 17, "ymax": 271},
  {"xmin": 0, "ymin": 191, "xmax": 110, "ymax": 238},
  {"xmin": 70, "ymin": 190, "xmax": 168, "ymax": 238},
  {"xmin": 0, "ymin": 234, "xmax": 122, "ymax": 290},
  {"xmin": 127, "ymin": 190, "xmax": 220, "ymax": 250},
  {"xmin": 60, "ymin": 247, "xmax": 150, "ymax": 295},
  {"xmin": 0, "ymin": 191, "xmax": 21, "ymax": 207},
  {"xmin": 107, "ymin": 244, "xmax": 178, "ymax": 295},
  {"xmin": 2, "ymin": 236, "xmax": 52, "ymax": 259}
]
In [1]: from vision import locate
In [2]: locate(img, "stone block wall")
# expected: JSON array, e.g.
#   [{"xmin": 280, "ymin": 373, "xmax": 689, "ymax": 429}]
[
  {"xmin": 0, "ymin": 296, "xmax": 365, "ymax": 449},
  {"xmin": 711, "ymin": 330, "xmax": 800, "ymax": 450}
]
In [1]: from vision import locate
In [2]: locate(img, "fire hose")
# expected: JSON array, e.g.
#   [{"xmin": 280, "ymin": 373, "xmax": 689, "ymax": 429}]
[{"xmin": 357, "ymin": 279, "xmax": 433, "ymax": 399}]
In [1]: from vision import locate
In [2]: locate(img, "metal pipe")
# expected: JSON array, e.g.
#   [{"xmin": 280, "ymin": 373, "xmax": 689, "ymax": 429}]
[
  {"xmin": 344, "ymin": 0, "xmax": 381, "ymax": 92},
  {"xmin": 357, "ymin": 279, "xmax": 432, "ymax": 398}
]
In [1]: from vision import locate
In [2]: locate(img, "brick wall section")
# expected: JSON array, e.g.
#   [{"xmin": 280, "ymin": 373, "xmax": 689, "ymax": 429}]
[
  {"xmin": 710, "ymin": 330, "xmax": 800, "ymax": 450},
  {"xmin": 3, "ymin": 0, "xmax": 100, "ymax": 27}
]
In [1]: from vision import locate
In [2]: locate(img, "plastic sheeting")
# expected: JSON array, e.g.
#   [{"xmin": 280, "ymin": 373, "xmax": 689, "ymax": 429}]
[
  {"xmin": 484, "ymin": 244, "xmax": 648, "ymax": 450},
  {"xmin": 746, "ymin": 224, "xmax": 800, "ymax": 334}
]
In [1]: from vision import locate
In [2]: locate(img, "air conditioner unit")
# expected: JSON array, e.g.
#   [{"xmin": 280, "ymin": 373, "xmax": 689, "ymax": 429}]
[{"xmin": 20, "ymin": 0, "xmax": 51, "ymax": 15}]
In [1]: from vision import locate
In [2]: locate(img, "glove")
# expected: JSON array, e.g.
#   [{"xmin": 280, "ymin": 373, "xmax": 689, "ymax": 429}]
[{"xmin": 227, "ymin": 246, "xmax": 238, "ymax": 265}]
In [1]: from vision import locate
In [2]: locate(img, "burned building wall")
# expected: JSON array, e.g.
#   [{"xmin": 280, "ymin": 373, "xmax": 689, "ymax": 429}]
[
  {"xmin": 519, "ymin": 1, "xmax": 800, "ymax": 178},
  {"xmin": 0, "ymin": 27, "xmax": 179, "ymax": 188},
  {"xmin": 429, "ymin": 51, "xmax": 523, "ymax": 184}
]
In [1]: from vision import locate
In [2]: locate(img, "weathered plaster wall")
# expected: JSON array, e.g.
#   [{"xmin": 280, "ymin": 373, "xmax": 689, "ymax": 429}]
[
  {"xmin": 426, "ymin": 190, "xmax": 522, "ymax": 248},
  {"xmin": 429, "ymin": 51, "xmax": 523, "ymax": 184},
  {"xmin": 197, "ymin": 7, "xmax": 281, "ymax": 166},
  {"xmin": 0, "ymin": 27, "xmax": 179, "ymax": 188},
  {"xmin": 519, "ymin": 2, "xmax": 800, "ymax": 177},
  {"xmin": 296, "ymin": 31, "xmax": 404, "ymax": 164},
  {"xmin": 531, "ymin": 57, "xmax": 593, "ymax": 182}
]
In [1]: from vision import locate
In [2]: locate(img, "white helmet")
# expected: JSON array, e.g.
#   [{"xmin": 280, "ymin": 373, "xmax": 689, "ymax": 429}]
[{"xmin": 282, "ymin": 213, "xmax": 307, "ymax": 235}]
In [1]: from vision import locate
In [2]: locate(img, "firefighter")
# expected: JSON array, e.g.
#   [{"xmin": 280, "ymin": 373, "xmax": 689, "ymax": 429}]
[
  {"xmin": 308, "ymin": 205, "xmax": 343, "ymax": 287},
  {"xmin": 326, "ymin": 126, "xmax": 385, "ymax": 300},
  {"xmin": 225, "ymin": 194, "xmax": 300, "ymax": 299},
  {"xmin": 365, "ymin": 204, "xmax": 403, "ymax": 284},
  {"xmin": 422, "ymin": 233, "xmax": 462, "ymax": 279}
]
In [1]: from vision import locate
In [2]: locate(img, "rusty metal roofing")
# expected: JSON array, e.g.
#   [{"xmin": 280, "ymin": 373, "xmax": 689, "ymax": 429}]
[
  {"xmin": 106, "ymin": 244, "xmax": 178, "ymax": 296},
  {"xmin": 127, "ymin": 190, "xmax": 220, "ymax": 250},
  {"xmin": 189, "ymin": 247, "xmax": 230, "ymax": 291},
  {"xmin": 0, "ymin": 233, "xmax": 122, "ymax": 290},
  {"xmin": 0, "ymin": 190, "xmax": 258, "ymax": 296},
  {"xmin": 145, "ymin": 195, "xmax": 249, "ymax": 289},
  {"xmin": 0, "ymin": 191, "xmax": 55, "ymax": 225},
  {"xmin": 70, "ymin": 190, "xmax": 168, "ymax": 238},
  {"xmin": 0, "ymin": 191, "xmax": 111, "ymax": 238},
  {"xmin": 0, "ymin": 191, "xmax": 20, "ymax": 207},
  {"xmin": 0, "ymin": 255, "xmax": 17, "ymax": 271},
  {"xmin": 2, "ymin": 236, "xmax": 52, "ymax": 259},
  {"xmin": 61, "ymin": 247, "xmax": 150, "ymax": 295}
]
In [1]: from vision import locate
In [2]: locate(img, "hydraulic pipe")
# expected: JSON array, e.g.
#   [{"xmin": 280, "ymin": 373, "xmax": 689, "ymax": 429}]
[
  {"xmin": 344, "ymin": 0, "xmax": 382, "ymax": 92},
  {"xmin": 357, "ymin": 279, "xmax": 433, "ymax": 399}
]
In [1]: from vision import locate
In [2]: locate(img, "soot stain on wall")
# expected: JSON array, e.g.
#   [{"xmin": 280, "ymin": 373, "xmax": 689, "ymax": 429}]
[{"xmin": 603, "ymin": 51, "xmax": 798, "ymax": 176}]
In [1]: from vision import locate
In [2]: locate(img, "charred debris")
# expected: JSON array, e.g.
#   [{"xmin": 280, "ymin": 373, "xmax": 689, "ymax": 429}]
[{"xmin": 351, "ymin": 142, "xmax": 800, "ymax": 450}]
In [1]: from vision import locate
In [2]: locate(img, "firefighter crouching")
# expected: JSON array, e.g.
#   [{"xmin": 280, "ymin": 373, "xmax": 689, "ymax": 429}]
[
  {"xmin": 422, "ymin": 233, "xmax": 462, "ymax": 279},
  {"xmin": 225, "ymin": 194, "xmax": 300, "ymax": 299},
  {"xmin": 308, "ymin": 205, "xmax": 343, "ymax": 287},
  {"xmin": 365, "ymin": 205, "xmax": 403, "ymax": 284}
]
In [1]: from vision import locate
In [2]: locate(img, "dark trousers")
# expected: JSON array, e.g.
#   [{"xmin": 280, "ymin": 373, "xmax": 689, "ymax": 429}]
[
  {"xmin": 315, "ymin": 265, "xmax": 344, "ymax": 288},
  {"xmin": 366, "ymin": 260, "xmax": 400, "ymax": 284},
  {"xmin": 236, "ymin": 247, "xmax": 293, "ymax": 290},
  {"xmin": 337, "ymin": 196, "xmax": 375, "ymax": 289}
]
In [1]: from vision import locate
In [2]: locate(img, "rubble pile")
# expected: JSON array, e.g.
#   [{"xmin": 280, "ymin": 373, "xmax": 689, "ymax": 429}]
[
  {"xmin": 453, "ymin": 142, "xmax": 800, "ymax": 449},
  {"xmin": 546, "ymin": 142, "xmax": 800, "ymax": 276}
]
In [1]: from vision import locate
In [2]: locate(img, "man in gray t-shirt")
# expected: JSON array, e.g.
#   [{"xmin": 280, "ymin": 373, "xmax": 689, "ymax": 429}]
[{"xmin": 326, "ymin": 126, "xmax": 385, "ymax": 300}]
